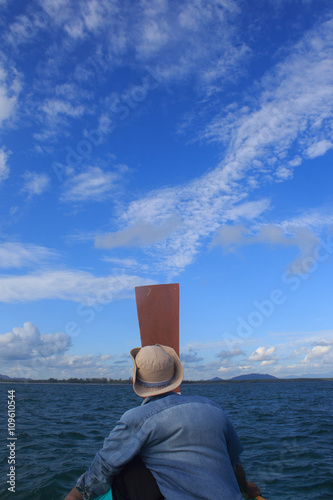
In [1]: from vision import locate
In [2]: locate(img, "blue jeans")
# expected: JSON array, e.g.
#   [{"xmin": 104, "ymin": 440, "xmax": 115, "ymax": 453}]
[
  {"xmin": 96, "ymin": 456, "xmax": 164, "ymax": 500},
  {"xmin": 96, "ymin": 490, "xmax": 113, "ymax": 500}
]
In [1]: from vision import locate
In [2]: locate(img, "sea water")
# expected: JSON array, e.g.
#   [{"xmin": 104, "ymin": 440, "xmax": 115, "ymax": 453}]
[{"xmin": 0, "ymin": 380, "xmax": 332, "ymax": 499}]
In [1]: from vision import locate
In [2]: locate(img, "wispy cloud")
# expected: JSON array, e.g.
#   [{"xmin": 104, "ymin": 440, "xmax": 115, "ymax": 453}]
[
  {"xmin": 222, "ymin": 200, "xmax": 271, "ymax": 222},
  {"xmin": 286, "ymin": 207, "xmax": 333, "ymax": 230},
  {"xmin": 306, "ymin": 139, "xmax": 333, "ymax": 159},
  {"xmin": 0, "ymin": 64, "xmax": 21, "ymax": 127},
  {"xmin": 204, "ymin": 18, "xmax": 333, "ymax": 180},
  {"xmin": 0, "ymin": 242, "xmax": 58, "ymax": 269},
  {"xmin": 41, "ymin": 99, "xmax": 86, "ymax": 120},
  {"xmin": 21, "ymin": 171, "xmax": 50, "ymax": 197},
  {"xmin": 5, "ymin": 12, "xmax": 46, "ymax": 45},
  {"xmin": 180, "ymin": 348, "xmax": 204, "ymax": 364},
  {"xmin": 51, "ymin": 0, "xmax": 244, "ymax": 83},
  {"xmin": 0, "ymin": 147, "xmax": 10, "ymax": 182},
  {"xmin": 133, "ymin": 0, "xmax": 245, "ymax": 84},
  {"xmin": 4, "ymin": 0, "xmax": 247, "ymax": 144},
  {"xmin": 217, "ymin": 348, "xmax": 245, "ymax": 360},
  {"xmin": 61, "ymin": 166, "xmax": 119, "ymax": 202},
  {"xmin": 0, "ymin": 269, "xmax": 150, "ymax": 303},
  {"xmin": 101, "ymin": 256, "xmax": 146, "ymax": 270},
  {"xmin": 93, "ymin": 17, "xmax": 333, "ymax": 276},
  {"xmin": 211, "ymin": 224, "xmax": 321, "ymax": 273},
  {"xmin": 95, "ymin": 215, "xmax": 181, "ymax": 249}
]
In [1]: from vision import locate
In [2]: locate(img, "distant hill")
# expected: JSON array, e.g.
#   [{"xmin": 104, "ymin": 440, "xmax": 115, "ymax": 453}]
[
  {"xmin": 229, "ymin": 373, "xmax": 278, "ymax": 381},
  {"xmin": 0, "ymin": 374, "xmax": 31, "ymax": 381}
]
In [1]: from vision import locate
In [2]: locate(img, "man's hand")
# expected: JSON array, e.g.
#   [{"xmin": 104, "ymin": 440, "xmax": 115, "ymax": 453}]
[
  {"xmin": 234, "ymin": 464, "xmax": 262, "ymax": 499},
  {"xmin": 245, "ymin": 480, "xmax": 262, "ymax": 498},
  {"xmin": 64, "ymin": 486, "xmax": 83, "ymax": 500}
]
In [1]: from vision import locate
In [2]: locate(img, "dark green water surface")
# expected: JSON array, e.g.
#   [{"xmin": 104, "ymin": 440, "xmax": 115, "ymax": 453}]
[{"xmin": 1, "ymin": 380, "xmax": 332, "ymax": 499}]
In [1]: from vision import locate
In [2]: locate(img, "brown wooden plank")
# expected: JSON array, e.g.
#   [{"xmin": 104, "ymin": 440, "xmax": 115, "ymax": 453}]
[{"xmin": 135, "ymin": 283, "xmax": 179, "ymax": 354}]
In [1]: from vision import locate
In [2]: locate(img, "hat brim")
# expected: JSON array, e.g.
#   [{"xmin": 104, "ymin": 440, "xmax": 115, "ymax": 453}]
[{"xmin": 131, "ymin": 344, "xmax": 183, "ymax": 398}]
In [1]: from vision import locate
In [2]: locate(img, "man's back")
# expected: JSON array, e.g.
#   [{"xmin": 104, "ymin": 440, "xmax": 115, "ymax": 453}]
[{"xmin": 108, "ymin": 392, "xmax": 244, "ymax": 500}]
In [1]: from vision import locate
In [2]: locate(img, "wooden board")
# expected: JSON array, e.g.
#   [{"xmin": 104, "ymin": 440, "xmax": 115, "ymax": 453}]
[{"xmin": 135, "ymin": 283, "xmax": 179, "ymax": 354}]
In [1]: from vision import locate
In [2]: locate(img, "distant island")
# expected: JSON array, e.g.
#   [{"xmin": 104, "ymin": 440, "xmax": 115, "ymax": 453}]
[
  {"xmin": 0, "ymin": 374, "xmax": 131, "ymax": 384},
  {"xmin": 229, "ymin": 373, "xmax": 279, "ymax": 381},
  {"xmin": 2, "ymin": 373, "xmax": 278, "ymax": 383},
  {"xmin": 204, "ymin": 373, "xmax": 278, "ymax": 382},
  {"xmin": 1, "ymin": 373, "xmax": 331, "ymax": 384}
]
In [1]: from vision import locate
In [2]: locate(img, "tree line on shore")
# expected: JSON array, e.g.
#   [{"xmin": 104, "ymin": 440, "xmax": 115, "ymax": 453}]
[{"xmin": 0, "ymin": 377, "xmax": 132, "ymax": 384}]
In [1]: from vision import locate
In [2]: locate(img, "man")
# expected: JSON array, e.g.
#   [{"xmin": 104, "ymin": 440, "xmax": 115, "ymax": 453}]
[{"xmin": 65, "ymin": 344, "xmax": 261, "ymax": 500}]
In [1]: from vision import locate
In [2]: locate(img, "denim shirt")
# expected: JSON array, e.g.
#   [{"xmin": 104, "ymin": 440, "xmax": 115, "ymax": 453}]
[{"xmin": 76, "ymin": 392, "xmax": 244, "ymax": 500}]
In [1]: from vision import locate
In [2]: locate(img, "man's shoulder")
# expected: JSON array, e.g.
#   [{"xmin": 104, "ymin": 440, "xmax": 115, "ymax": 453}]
[
  {"xmin": 146, "ymin": 392, "xmax": 220, "ymax": 408},
  {"xmin": 122, "ymin": 392, "xmax": 222, "ymax": 423},
  {"xmin": 170, "ymin": 393, "xmax": 220, "ymax": 407}
]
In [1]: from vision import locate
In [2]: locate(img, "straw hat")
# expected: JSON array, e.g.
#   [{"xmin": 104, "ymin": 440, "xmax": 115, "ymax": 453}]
[{"xmin": 130, "ymin": 344, "xmax": 183, "ymax": 397}]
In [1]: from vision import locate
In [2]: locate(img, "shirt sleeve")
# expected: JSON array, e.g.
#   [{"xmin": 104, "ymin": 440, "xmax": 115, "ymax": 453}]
[
  {"xmin": 76, "ymin": 415, "xmax": 147, "ymax": 499},
  {"xmin": 225, "ymin": 418, "xmax": 244, "ymax": 468}
]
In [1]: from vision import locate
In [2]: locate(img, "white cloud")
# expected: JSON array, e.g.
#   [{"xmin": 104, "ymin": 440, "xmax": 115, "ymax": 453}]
[
  {"xmin": 0, "ymin": 269, "xmax": 150, "ymax": 303},
  {"xmin": 30, "ymin": 353, "xmax": 115, "ymax": 379},
  {"xmin": 222, "ymin": 199, "xmax": 270, "ymax": 222},
  {"xmin": 61, "ymin": 166, "xmax": 119, "ymax": 202},
  {"xmin": 38, "ymin": 0, "xmax": 71, "ymax": 19},
  {"xmin": 303, "ymin": 345, "xmax": 331, "ymax": 363},
  {"xmin": 28, "ymin": 0, "xmax": 243, "ymax": 88},
  {"xmin": 133, "ymin": 0, "xmax": 244, "ymax": 84},
  {"xmin": 286, "ymin": 208, "xmax": 333, "ymax": 230},
  {"xmin": 306, "ymin": 140, "xmax": 333, "ymax": 159},
  {"xmin": 95, "ymin": 215, "xmax": 181, "ymax": 249},
  {"xmin": 42, "ymin": 99, "xmax": 86, "ymax": 119},
  {"xmin": 202, "ymin": 18, "xmax": 333, "ymax": 178},
  {"xmin": 108, "ymin": 169, "xmax": 247, "ymax": 274},
  {"xmin": 313, "ymin": 338, "xmax": 333, "ymax": 347},
  {"xmin": 217, "ymin": 348, "xmax": 244, "ymax": 360},
  {"xmin": 26, "ymin": 0, "xmax": 247, "ymax": 123},
  {"xmin": 1, "ymin": 351, "xmax": 118, "ymax": 380},
  {"xmin": 22, "ymin": 171, "xmax": 50, "ymax": 197},
  {"xmin": 181, "ymin": 332, "xmax": 333, "ymax": 379},
  {"xmin": 0, "ymin": 65, "xmax": 21, "ymax": 127},
  {"xmin": 55, "ymin": 82, "xmax": 92, "ymax": 100},
  {"xmin": 0, "ymin": 147, "xmax": 10, "ymax": 182},
  {"xmin": 249, "ymin": 346, "xmax": 277, "ymax": 362},
  {"xmin": 261, "ymin": 359, "xmax": 277, "ymax": 366},
  {"xmin": 0, "ymin": 322, "xmax": 71, "ymax": 361},
  {"xmin": 218, "ymin": 366, "xmax": 232, "ymax": 374},
  {"xmin": 5, "ymin": 13, "xmax": 46, "ymax": 45},
  {"xmin": 211, "ymin": 223, "xmax": 321, "ymax": 273},
  {"xmin": 102, "ymin": 256, "xmax": 144, "ymax": 269},
  {"xmin": 181, "ymin": 340, "xmax": 237, "ymax": 352},
  {"xmin": 137, "ymin": 18, "xmax": 169, "ymax": 58},
  {"xmin": 0, "ymin": 242, "xmax": 58, "ymax": 269},
  {"xmin": 180, "ymin": 348, "xmax": 204, "ymax": 364}
]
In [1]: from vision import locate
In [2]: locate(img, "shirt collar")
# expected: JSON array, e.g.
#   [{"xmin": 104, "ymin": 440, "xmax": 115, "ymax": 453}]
[{"xmin": 141, "ymin": 391, "xmax": 177, "ymax": 405}]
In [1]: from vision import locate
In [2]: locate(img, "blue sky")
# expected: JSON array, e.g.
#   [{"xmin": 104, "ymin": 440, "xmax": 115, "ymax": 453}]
[{"xmin": 1, "ymin": 0, "xmax": 333, "ymax": 380}]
